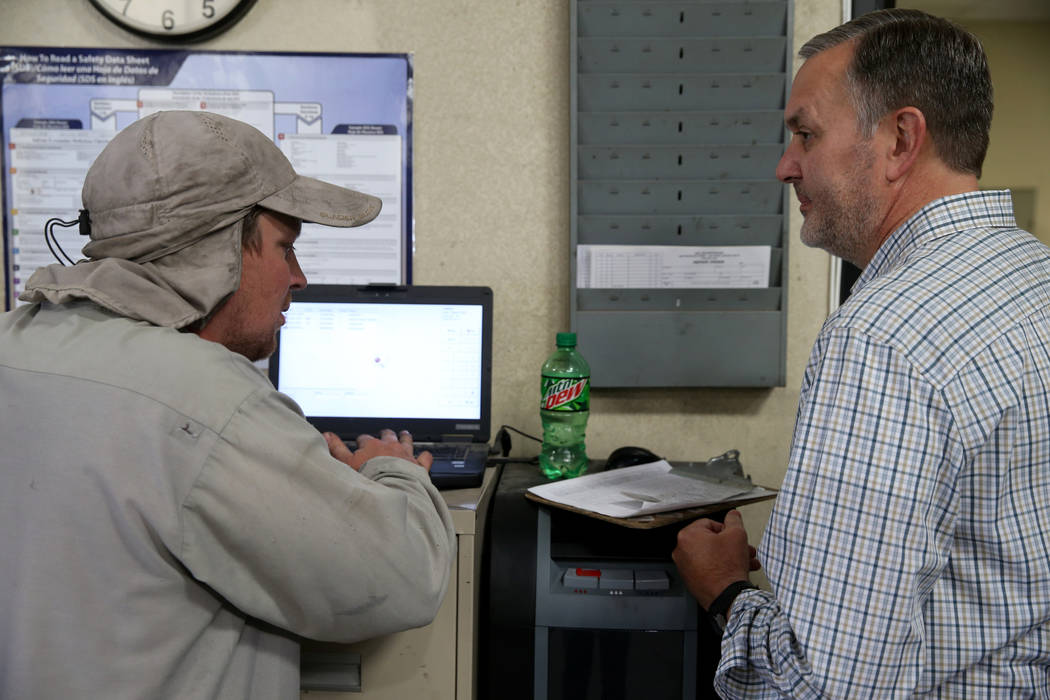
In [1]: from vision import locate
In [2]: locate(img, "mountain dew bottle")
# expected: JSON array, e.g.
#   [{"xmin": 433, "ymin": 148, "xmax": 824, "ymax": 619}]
[{"xmin": 539, "ymin": 332, "xmax": 590, "ymax": 480}]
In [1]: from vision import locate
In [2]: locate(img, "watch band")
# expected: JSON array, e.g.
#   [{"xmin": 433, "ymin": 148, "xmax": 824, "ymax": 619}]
[{"xmin": 707, "ymin": 580, "xmax": 758, "ymax": 632}]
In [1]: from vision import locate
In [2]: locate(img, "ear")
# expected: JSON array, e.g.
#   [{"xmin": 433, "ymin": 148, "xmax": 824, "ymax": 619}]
[{"xmin": 885, "ymin": 107, "xmax": 926, "ymax": 182}]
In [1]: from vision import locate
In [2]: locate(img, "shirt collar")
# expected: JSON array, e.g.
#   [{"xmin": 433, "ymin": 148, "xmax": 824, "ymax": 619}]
[{"xmin": 852, "ymin": 189, "xmax": 1017, "ymax": 295}]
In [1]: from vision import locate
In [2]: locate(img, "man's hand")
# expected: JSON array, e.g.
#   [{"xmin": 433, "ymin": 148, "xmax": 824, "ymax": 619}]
[
  {"xmin": 672, "ymin": 509, "xmax": 760, "ymax": 609},
  {"xmin": 324, "ymin": 428, "xmax": 433, "ymax": 472}
]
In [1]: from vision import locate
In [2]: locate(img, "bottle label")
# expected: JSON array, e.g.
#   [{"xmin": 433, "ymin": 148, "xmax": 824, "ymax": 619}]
[{"xmin": 541, "ymin": 376, "xmax": 590, "ymax": 411}]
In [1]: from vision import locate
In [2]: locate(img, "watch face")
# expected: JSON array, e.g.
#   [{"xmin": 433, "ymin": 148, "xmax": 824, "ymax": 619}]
[{"xmin": 89, "ymin": 0, "xmax": 257, "ymax": 41}]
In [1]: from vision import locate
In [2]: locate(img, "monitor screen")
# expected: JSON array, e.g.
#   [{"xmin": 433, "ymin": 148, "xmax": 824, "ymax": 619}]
[{"xmin": 276, "ymin": 300, "xmax": 484, "ymax": 421}]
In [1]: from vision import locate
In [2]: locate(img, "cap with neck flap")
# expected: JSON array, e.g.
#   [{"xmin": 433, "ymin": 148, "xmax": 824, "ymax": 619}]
[{"xmin": 21, "ymin": 110, "xmax": 382, "ymax": 328}]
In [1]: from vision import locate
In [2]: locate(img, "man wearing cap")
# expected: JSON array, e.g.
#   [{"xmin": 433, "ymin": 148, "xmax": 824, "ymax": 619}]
[{"xmin": 0, "ymin": 111, "xmax": 456, "ymax": 699}]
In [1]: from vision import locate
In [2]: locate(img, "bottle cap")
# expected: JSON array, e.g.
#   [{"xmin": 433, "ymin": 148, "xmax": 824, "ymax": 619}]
[{"xmin": 555, "ymin": 332, "xmax": 577, "ymax": 347}]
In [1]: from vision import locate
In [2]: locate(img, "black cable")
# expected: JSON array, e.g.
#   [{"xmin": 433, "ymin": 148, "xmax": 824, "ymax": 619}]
[
  {"xmin": 490, "ymin": 424, "xmax": 542, "ymax": 458},
  {"xmin": 43, "ymin": 216, "xmax": 80, "ymax": 266},
  {"xmin": 499, "ymin": 424, "xmax": 541, "ymax": 443},
  {"xmin": 486, "ymin": 456, "xmax": 539, "ymax": 465}
]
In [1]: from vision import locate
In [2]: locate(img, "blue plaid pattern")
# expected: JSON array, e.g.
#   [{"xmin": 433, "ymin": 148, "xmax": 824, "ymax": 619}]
[{"xmin": 717, "ymin": 191, "xmax": 1050, "ymax": 698}]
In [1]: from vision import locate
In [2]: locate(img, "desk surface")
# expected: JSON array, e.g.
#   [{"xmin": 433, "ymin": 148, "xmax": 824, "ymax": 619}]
[{"xmin": 441, "ymin": 465, "xmax": 499, "ymax": 533}]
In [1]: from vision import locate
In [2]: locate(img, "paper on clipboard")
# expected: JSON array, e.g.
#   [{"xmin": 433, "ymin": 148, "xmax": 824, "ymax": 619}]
[{"xmin": 526, "ymin": 460, "xmax": 773, "ymax": 519}]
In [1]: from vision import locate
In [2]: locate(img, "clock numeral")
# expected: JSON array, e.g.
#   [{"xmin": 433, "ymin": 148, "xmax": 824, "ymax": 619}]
[
  {"xmin": 120, "ymin": 0, "xmax": 132, "ymax": 15},
  {"xmin": 162, "ymin": 9, "xmax": 175, "ymax": 30},
  {"xmin": 202, "ymin": 0, "xmax": 216, "ymax": 18}
]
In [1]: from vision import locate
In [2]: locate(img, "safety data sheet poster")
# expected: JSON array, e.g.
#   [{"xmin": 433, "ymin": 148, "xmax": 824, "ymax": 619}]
[{"xmin": 0, "ymin": 47, "xmax": 413, "ymax": 308}]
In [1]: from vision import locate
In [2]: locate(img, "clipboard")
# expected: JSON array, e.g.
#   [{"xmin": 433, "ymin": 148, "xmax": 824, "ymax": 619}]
[{"xmin": 525, "ymin": 450, "xmax": 777, "ymax": 529}]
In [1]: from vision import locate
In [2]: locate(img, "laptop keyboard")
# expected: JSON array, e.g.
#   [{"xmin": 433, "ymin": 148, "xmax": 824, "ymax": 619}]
[
  {"xmin": 346, "ymin": 440, "xmax": 484, "ymax": 470},
  {"xmin": 417, "ymin": 443, "xmax": 472, "ymax": 461}
]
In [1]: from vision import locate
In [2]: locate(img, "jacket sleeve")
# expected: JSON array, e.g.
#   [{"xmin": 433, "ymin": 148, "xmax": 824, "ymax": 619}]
[{"xmin": 177, "ymin": 386, "xmax": 457, "ymax": 643}]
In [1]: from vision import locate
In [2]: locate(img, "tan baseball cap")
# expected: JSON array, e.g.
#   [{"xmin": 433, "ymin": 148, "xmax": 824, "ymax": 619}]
[{"xmin": 21, "ymin": 111, "xmax": 383, "ymax": 328}]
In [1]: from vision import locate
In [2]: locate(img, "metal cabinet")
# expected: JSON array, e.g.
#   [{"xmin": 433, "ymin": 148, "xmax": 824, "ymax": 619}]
[
  {"xmin": 300, "ymin": 468, "xmax": 496, "ymax": 699},
  {"xmin": 571, "ymin": 0, "xmax": 793, "ymax": 387}
]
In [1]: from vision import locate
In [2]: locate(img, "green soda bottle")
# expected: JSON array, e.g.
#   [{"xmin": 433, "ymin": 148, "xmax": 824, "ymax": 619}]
[{"xmin": 539, "ymin": 332, "xmax": 590, "ymax": 479}]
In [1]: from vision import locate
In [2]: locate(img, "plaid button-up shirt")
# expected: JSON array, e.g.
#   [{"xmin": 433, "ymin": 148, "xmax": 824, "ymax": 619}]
[{"xmin": 718, "ymin": 191, "xmax": 1050, "ymax": 698}]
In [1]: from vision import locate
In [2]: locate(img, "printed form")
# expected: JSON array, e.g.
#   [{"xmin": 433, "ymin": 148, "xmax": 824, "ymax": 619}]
[
  {"xmin": 577, "ymin": 244, "xmax": 770, "ymax": 289},
  {"xmin": 8, "ymin": 128, "xmax": 111, "ymax": 278},
  {"xmin": 280, "ymin": 132, "xmax": 403, "ymax": 285}
]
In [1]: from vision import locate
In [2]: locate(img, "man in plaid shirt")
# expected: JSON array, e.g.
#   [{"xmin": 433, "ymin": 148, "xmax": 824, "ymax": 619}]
[{"xmin": 674, "ymin": 9, "xmax": 1050, "ymax": 698}]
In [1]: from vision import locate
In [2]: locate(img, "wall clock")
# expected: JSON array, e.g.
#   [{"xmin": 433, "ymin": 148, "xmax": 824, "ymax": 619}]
[{"xmin": 88, "ymin": 0, "xmax": 258, "ymax": 42}]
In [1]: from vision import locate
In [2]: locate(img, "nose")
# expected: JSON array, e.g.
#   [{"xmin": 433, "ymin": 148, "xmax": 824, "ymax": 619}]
[
  {"xmin": 776, "ymin": 140, "xmax": 801, "ymax": 184},
  {"xmin": 289, "ymin": 252, "xmax": 308, "ymax": 291}
]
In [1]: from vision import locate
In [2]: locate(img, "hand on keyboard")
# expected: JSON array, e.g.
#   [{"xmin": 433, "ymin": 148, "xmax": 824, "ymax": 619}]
[{"xmin": 324, "ymin": 428, "xmax": 433, "ymax": 473}]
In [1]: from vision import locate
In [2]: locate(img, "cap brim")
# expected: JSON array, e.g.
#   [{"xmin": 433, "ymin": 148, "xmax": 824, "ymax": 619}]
[{"xmin": 258, "ymin": 174, "xmax": 382, "ymax": 228}]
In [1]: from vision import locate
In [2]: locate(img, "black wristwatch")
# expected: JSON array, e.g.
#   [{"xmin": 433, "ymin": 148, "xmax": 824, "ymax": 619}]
[{"xmin": 707, "ymin": 580, "xmax": 758, "ymax": 632}]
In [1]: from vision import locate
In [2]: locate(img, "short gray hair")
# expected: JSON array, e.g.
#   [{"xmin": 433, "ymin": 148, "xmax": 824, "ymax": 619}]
[{"xmin": 800, "ymin": 9, "xmax": 992, "ymax": 177}]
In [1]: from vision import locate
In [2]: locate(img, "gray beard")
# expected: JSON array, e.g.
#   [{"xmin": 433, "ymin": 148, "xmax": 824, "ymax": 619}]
[{"xmin": 798, "ymin": 144, "xmax": 878, "ymax": 268}]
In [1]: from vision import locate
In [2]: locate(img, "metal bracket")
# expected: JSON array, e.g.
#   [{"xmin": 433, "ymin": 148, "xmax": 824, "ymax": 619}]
[{"xmin": 668, "ymin": 449, "xmax": 754, "ymax": 490}]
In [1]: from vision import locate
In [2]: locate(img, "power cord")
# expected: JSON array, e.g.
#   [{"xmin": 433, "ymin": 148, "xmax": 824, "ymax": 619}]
[
  {"xmin": 487, "ymin": 456, "xmax": 539, "ymax": 464},
  {"xmin": 489, "ymin": 424, "xmax": 541, "ymax": 460}
]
